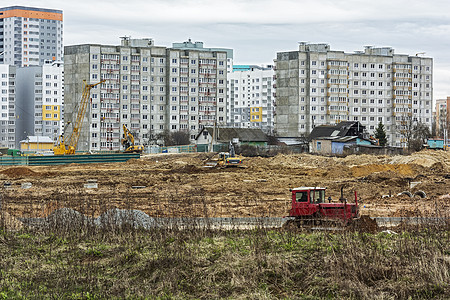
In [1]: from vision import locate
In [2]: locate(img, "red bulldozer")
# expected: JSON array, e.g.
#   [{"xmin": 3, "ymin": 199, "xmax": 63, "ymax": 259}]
[{"xmin": 284, "ymin": 186, "xmax": 360, "ymax": 229}]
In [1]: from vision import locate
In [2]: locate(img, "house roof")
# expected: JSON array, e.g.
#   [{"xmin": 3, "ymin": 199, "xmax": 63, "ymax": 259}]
[
  {"xmin": 309, "ymin": 121, "xmax": 365, "ymax": 140},
  {"xmin": 277, "ymin": 137, "xmax": 308, "ymax": 146},
  {"xmin": 19, "ymin": 136, "xmax": 54, "ymax": 144},
  {"xmin": 312, "ymin": 136, "xmax": 374, "ymax": 144},
  {"xmin": 196, "ymin": 127, "xmax": 268, "ymax": 142}
]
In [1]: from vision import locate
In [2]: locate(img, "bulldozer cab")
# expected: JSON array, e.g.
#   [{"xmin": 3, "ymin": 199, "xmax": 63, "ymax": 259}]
[
  {"xmin": 289, "ymin": 187, "xmax": 359, "ymax": 220},
  {"xmin": 295, "ymin": 191, "xmax": 309, "ymax": 202},
  {"xmin": 218, "ymin": 152, "xmax": 230, "ymax": 160},
  {"xmin": 294, "ymin": 188, "xmax": 325, "ymax": 204},
  {"xmin": 311, "ymin": 189, "xmax": 325, "ymax": 204}
]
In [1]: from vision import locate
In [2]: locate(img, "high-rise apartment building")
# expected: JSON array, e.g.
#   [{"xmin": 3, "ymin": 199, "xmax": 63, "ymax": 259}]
[
  {"xmin": 275, "ymin": 43, "xmax": 433, "ymax": 146},
  {"xmin": 227, "ymin": 65, "xmax": 275, "ymax": 133},
  {"xmin": 0, "ymin": 6, "xmax": 63, "ymax": 67},
  {"xmin": 0, "ymin": 64, "xmax": 16, "ymax": 148},
  {"xmin": 435, "ymin": 97, "xmax": 449, "ymax": 139},
  {"xmin": 15, "ymin": 60, "xmax": 64, "ymax": 146},
  {"xmin": 64, "ymin": 38, "xmax": 230, "ymax": 152}
]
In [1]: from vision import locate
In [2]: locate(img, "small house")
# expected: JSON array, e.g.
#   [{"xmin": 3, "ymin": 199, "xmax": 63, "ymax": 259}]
[
  {"xmin": 20, "ymin": 136, "xmax": 54, "ymax": 153},
  {"xmin": 309, "ymin": 121, "xmax": 374, "ymax": 155},
  {"xmin": 195, "ymin": 127, "xmax": 268, "ymax": 152},
  {"xmin": 310, "ymin": 136, "xmax": 373, "ymax": 155}
]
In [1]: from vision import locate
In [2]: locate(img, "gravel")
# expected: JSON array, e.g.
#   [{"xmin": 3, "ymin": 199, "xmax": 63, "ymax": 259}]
[{"xmin": 95, "ymin": 208, "xmax": 156, "ymax": 229}]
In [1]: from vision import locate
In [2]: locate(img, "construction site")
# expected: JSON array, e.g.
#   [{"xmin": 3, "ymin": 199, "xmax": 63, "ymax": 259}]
[{"xmin": 0, "ymin": 149, "xmax": 449, "ymax": 231}]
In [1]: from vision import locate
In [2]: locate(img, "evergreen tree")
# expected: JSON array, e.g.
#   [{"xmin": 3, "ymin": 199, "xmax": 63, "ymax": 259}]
[{"xmin": 374, "ymin": 122, "xmax": 387, "ymax": 146}]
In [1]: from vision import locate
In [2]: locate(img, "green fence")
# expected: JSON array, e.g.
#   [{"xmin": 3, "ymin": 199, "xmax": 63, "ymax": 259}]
[
  {"xmin": 158, "ymin": 145, "xmax": 197, "ymax": 154},
  {"xmin": 196, "ymin": 144, "xmax": 229, "ymax": 153},
  {"xmin": 0, "ymin": 156, "xmax": 28, "ymax": 166},
  {"xmin": 0, "ymin": 153, "xmax": 140, "ymax": 166}
]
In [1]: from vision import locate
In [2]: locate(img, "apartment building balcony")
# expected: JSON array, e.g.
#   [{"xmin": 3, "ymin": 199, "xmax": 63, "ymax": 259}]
[
  {"xmin": 102, "ymin": 78, "xmax": 120, "ymax": 83},
  {"xmin": 100, "ymin": 97, "xmax": 120, "ymax": 103},
  {"xmin": 199, "ymin": 119, "xmax": 215, "ymax": 124},
  {"xmin": 202, "ymin": 72, "xmax": 216, "ymax": 78},
  {"xmin": 198, "ymin": 81, "xmax": 216, "ymax": 87},
  {"xmin": 101, "ymin": 127, "xmax": 120, "ymax": 133},
  {"xmin": 199, "ymin": 100, "xmax": 216, "ymax": 105},
  {"xmin": 327, "ymin": 64, "xmax": 348, "ymax": 70},
  {"xmin": 101, "ymin": 58, "xmax": 120, "ymax": 63},
  {"xmin": 392, "ymin": 67, "xmax": 412, "ymax": 73},
  {"xmin": 101, "ymin": 115, "xmax": 120, "ymax": 121},
  {"xmin": 326, "ymin": 109, "xmax": 348, "ymax": 115}
]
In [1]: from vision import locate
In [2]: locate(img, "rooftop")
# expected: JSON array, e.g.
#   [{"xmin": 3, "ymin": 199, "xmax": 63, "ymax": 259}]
[
  {"xmin": 0, "ymin": 6, "xmax": 62, "ymax": 14},
  {"xmin": 197, "ymin": 127, "xmax": 268, "ymax": 142}
]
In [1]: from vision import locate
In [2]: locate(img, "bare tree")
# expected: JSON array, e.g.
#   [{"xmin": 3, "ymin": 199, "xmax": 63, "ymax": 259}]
[
  {"xmin": 171, "ymin": 130, "xmax": 190, "ymax": 146},
  {"xmin": 155, "ymin": 130, "xmax": 172, "ymax": 147},
  {"xmin": 155, "ymin": 130, "xmax": 191, "ymax": 146},
  {"xmin": 397, "ymin": 116, "xmax": 431, "ymax": 152}
]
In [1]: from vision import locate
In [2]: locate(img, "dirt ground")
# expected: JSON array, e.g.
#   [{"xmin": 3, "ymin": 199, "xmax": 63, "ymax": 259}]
[{"xmin": 0, "ymin": 150, "xmax": 449, "ymax": 220}]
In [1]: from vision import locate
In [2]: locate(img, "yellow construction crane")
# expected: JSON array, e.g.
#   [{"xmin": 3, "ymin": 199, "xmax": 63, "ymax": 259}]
[
  {"xmin": 122, "ymin": 124, "xmax": 144, "ymax": 153},
  {"xmin": 53, "ymin": 80, "xmax": 105, "ymax": 155}
]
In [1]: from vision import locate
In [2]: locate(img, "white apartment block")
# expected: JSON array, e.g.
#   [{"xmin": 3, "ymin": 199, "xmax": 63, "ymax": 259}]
[
  {"xmin": 227, "ymin": 65, "xmax": 275, "ymax": 134},
  {"xmin": 0, "ymin": 64, "xmax": 16, "ymax": 148},
  {"xmin": 275, "ymin": 44, "xmax": 433, "ymax": 147},
  {"xmin": 435, "ymin": 97, "xmax": 449, "ymax": 139},
  {"xmin": 64, "ymin": 38, "xmax": 230, "ymax": 152},
  {"xmin": 15, "ymin": 60, "xmax": 64, "ymax": 146},
  {"xmin": 0, "ymin": 6, "xmax": 63, "ymax": 67}
]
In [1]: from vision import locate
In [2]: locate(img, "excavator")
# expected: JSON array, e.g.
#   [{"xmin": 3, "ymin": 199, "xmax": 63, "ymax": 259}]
[
  {"xmin": 122, "ymin": 124, "xmax": 144, "ymax": 153},
  {"xmin": 53, "ymin": 80, "xmax": 105, "ymax": 155}
]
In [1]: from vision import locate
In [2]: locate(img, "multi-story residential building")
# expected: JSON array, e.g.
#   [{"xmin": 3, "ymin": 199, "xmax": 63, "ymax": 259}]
[
  {"xmin": 275, "ymin": 43, "xmax": 433, "ymax": 147},
  {"xmin": 15, "ymin": 60, "xmax": 64, "ymax": 146},
  {"xmin": 0, "ymin": 64, "xmax": 16, "ymax": 148},
  {"xmin": 435, "ymin": 97, "xmax": 449, "ymax": 139},
  {"xmin": 172, "ymin": 39, "xmax": 234, "ymax": 74},
  {"xmin": 227, "ymin": 65, "xmax": 275, "ymax": 133},
  {"xmin": 64, "ymin": 38, "xmax": 230, "ymax": 152},
  {"xmin": 0, "ymin": 6, "xmax": 63, "ymax": 67}
]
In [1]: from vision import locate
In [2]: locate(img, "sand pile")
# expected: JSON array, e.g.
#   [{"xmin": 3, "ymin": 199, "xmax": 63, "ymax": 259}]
[
  {"xmin": 389, "ymin": 150, "xmax": 450, "ymax": 169},
  {"xmin": 0, "ymin": 167, "xmax": 37, "ymax": 178},
  {"xmin": 351, "ymin": 164, "xmax": 415, "ymax": 177}
]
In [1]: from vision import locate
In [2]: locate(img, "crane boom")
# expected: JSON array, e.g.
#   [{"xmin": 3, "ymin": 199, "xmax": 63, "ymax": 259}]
[{"xmin": 54, "ymin": 79, "xmax": 105, "ymax": 155}]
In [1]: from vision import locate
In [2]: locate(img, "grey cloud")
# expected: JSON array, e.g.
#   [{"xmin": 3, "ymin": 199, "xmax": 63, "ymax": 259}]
[{"xmin": 3, "ymin": 0, "xmax": 450, "ymax": 99}]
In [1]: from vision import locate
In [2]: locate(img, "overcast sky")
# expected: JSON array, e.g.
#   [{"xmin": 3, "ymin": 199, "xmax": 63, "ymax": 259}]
[{"xmin": 4, "ymin": 0, "xmax": 450, "ymax": 100}]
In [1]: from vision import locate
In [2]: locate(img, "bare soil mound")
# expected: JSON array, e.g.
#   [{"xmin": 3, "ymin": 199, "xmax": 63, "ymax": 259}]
[
  {"xmin": 0, "ymin": 167, "xmax": 37, "ymax": 178},
  {"xmin": 351, "ymin": 164, "xmax": 414, "ymax": 177},
  {"xmin": 355, "ymin": 215, "xmax": 378, "ymax": 233}
]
